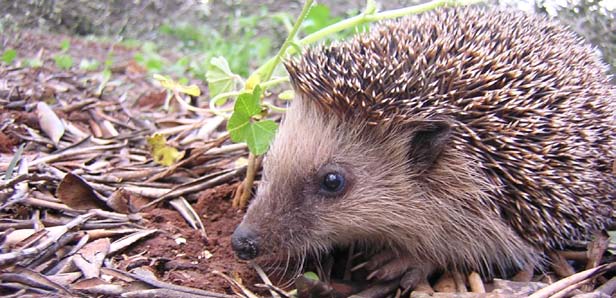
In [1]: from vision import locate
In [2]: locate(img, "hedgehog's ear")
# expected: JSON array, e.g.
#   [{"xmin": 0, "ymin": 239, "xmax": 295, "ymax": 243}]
[{"xmin": 407, "ymin": 120, "xmax": 451, "ymax": 171}]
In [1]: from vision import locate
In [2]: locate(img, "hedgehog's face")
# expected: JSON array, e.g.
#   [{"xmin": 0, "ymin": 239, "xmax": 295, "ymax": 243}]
[{"xmin": 231, "ymin": 97, "xmax": 451, "ymax": 262}]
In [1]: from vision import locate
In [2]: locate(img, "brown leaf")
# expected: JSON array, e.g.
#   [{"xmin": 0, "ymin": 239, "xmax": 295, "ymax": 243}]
[
  {"xmin": 107, "ymin": 188, "xmax": 148, "ymax": 214},
  {"xmin": 73, "ymin": 238, "xmax": 110, "ymax": 279},
  {"xmin": 56, "ymin": 173, "xmax": 107, "ymax": 210}
]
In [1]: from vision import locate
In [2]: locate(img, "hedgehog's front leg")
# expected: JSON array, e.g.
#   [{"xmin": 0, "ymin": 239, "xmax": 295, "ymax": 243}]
[{"xmin": 354, "ymin": 250, "xmax": 434, "ymax": 295}]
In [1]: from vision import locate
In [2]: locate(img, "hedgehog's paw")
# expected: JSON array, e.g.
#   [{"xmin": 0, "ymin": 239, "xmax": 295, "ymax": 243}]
[{"xmin": 355, "ymin": 250, "xmax": 433, "ymax": 289}]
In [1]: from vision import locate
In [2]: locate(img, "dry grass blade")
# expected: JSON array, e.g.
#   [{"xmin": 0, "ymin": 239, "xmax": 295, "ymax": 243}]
[
  {"xmin": 108, "ymin": 229, "xmax": 158, "ymax": 255},
  {"xmin": 0, "ymin": 174, "xmax": 57, "ymax": 191},
  {"xmin": 251, "ymin": 262, "xmax": 282, "ymax": 298},
  {"xmin": 169, "ymin": 196, "xmax": 208, "ymax": 237},
  {"xmin": 24, "ymin": 142, "xmax": 128, "ymax": 168},
  {"xmin": 212, "ymin": 269, "xmax": 260, "ymax": 298},
  {"xmin": 122, "ymin": 288, "xmax": 231, "ymax": 298}
]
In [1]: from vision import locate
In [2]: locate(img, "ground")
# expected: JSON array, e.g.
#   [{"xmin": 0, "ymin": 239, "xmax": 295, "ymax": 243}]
[{"xmin": 1, "ymin": 3, "xmax": 615, "ymax": 298}]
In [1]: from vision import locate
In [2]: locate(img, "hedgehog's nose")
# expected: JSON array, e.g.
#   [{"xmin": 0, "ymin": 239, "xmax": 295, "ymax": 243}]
[{"xmin": 231, "ymin": 225, "xmax": 259, "ymax": 260}]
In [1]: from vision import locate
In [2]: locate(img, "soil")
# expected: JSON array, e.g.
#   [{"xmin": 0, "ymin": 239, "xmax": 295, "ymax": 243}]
[{"xmin": 115, "ymin": 183, "xmax": 259, "ymax": 294}]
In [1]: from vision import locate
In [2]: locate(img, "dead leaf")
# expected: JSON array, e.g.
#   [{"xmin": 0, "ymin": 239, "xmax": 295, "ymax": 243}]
[
  {"xmin": 73, "ymin": 238, "xmax": 110, "ymax": 279},
  {"xmin": 57, "ymin": 173, "xmax": 107, "ymax": 210},
  {"xmin": 108, "ymin": 230, "xmax": 157, "ymax": 255},
  {"xmin": 36, "ymin": 102, "xmax": 65, "ymax": 144},
  {"xmin": 107, "ymin": 188, "xmax": 149, "ymax": 214}
]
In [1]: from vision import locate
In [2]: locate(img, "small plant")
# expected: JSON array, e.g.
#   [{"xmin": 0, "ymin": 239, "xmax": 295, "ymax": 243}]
[
  {"xmin": 1, "ymin": 48, "xmax": 16, "ymax": 64},
  {"xmin": 159, "ymin": 9, "xmax": 273, "ymax": 78},
  {"xmin": 134, "ymin": 42, "xmax": 166, "ymax": 73},
  {"xmin": 53, "ymin": 39, "xmax": 74, "ymax": 70},
  {"xmin": 227, "ymin": 86, "xmax": 278, "ymax": 155}
]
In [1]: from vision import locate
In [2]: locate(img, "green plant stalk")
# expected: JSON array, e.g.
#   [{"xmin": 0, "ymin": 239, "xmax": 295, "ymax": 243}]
[
  {"xmin": 253, "ymin": 0, "xmax": 484, "ymax": 79},
  {"xmin": 259, "ymin": 0, "xmax": 314, "ymax": 82},
  {"xmin": 209, "ymin": 76, "xmax": 289, "ymax": 117},
  {"xmin": 260, "ymin": 76, "xmax": 289, "ymax": 88}
]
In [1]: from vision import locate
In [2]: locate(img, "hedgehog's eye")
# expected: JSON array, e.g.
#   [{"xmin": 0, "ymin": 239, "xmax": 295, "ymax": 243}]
[{"xmin": 320, "ymin": 172, "xmax": 345, "ymax": 194}]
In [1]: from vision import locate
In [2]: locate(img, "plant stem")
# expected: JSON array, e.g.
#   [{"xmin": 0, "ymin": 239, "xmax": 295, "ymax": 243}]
[
  {"xmin": 260, "ymin": 0, "xmax": 314, "ymax": 82},
  {"xmin": 260, "ymin": 76, "xmax": 289, "ymax": 89},
  {"xmin": 238, "ymin": 153, "xmax": 258, "ymax": 208}
]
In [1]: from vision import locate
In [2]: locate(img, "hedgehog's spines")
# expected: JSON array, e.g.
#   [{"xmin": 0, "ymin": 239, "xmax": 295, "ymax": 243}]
[{"xmin": 284, "ymin": 6, "xmax": 615, "ymax": 249}]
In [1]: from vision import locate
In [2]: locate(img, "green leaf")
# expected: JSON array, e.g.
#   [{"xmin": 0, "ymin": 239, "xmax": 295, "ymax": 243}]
[
  {"xmin": 227, "ymin": 87, "xmax": 262, "ymax": 142},
  {"xmin": 60, "ymin": 39, "xmax": 71, "ymax": 52},
  {"xmin": 145, "ymin": 58, "xmax": 164, "ymax": 72},
  {"xmin": 227, "ymin": 86, "xmax": 279, "ymax": 155},
  {"xmin": 303, "ymin": 272, "xmax": 319, "ymax": 281},
  {"xmin": 2, "ymin": 49, "xmax": 16, "ymax": 64},
  {"xmin": 247, "ymin": 120, "xmax": 278, "ymax": 155},
  {"xmin": 54, "ymin": 54, "xmax": 73, "ymax": 69},
  {"xmin": 303, "ymin": 4, "xmax": 340, "ymax": 35},
  {"xmin": 206, "ymin": 56, "xmax": 239, "ymax": 97},
  {"xmin": 236, "ymin": 86, "xmax": 262, "ymax": 117}
]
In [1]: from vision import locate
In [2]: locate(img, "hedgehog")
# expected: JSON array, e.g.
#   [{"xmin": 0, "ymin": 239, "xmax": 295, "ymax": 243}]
[{"xmin": 231, "ymin": 5, "xmax": 616, "ymax": 292}]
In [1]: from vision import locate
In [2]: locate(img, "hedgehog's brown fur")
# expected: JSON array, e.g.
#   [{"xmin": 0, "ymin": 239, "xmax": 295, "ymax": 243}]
[{"xmin": 234, "ymin": 6, "xmax": 615, "ymax": 278}]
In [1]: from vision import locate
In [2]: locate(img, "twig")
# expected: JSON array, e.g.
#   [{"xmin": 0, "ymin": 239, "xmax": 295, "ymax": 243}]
[
  {"xmin": 0, "ymin": 212, "xmax": 94, "ymax": 266},
  {"xmin": 6, "ymin": 142, "xmax": 127, "ymax": 169},
  {"xmin": 0, "ymin": 174, "xmax": 58, "ymax": 190},
  {"xmin": 107, "ymin": 268, "xmax": 236, "ymax": 298},
  {"xmin": 139, "ymin": 167, "xmax": 246, "ymax": 210},
  {"xmin": 528, "ymin": 262, "xmax": 616, "ymax": 298},
  {"xmin": 22, "ymin": 197, "xmax": 82, "ymax": 214},
  {"xmin": 146, "ymin": 135, "xmax": 227, "ymax": 182}
]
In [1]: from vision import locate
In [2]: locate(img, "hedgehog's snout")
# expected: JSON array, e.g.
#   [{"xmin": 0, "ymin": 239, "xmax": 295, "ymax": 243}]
[{"xmin": 231, "ymin": 224, "xmax": 260, "ymax": 260}]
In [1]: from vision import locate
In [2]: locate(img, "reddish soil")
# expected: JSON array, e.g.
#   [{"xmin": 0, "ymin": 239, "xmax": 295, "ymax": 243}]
[{"xmin": 114, "ymin": 183, "xmax": 260, "ymax": 294}]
